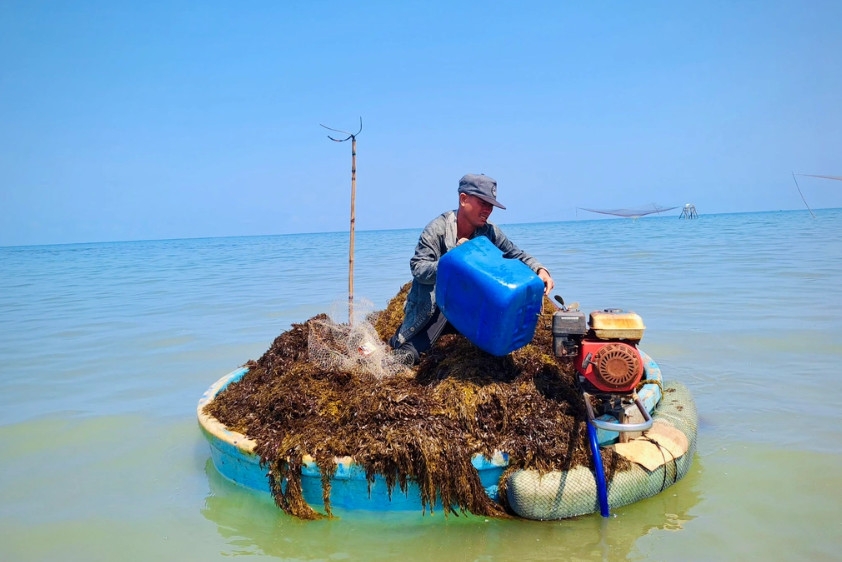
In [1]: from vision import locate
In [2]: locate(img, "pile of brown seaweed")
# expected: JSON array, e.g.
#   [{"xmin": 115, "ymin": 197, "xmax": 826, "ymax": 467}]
[{"xmin": 204, "ymin": 284, "xmax": 630, "ymax": 519}]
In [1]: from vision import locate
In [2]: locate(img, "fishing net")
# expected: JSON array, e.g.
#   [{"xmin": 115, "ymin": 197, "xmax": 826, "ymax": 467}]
[
  {"xmin": 579, "ymin": 205, "xmax": 679, "ymax": 218},
  {"xmin": 579, "ymin": 203, "xmax": 678, "ymax": 219},
  {"xmin": 307, "ymin": 297, "xmax": 409, "ymax": 379}
]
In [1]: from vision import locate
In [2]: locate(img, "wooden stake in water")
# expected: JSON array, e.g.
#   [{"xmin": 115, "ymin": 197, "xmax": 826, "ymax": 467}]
[
  {"xmin": 791, "ymin": 172, "xmax": 816, "ymax": 219},
  {"xmin": 321, "ymin": 118, "xmax": 363, "ymax": 324},
  {"xmin": 793, "ymin": 172, "xmax": 842, "ymax": 220}
]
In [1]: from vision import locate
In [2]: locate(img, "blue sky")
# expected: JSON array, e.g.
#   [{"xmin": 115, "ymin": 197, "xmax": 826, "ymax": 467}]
[{"xmin": 1, "ymin": 1, "xmax": 840, "ymax": 246}]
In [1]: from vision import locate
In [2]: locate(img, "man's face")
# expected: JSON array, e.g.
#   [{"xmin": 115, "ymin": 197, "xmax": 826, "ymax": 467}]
[{"xmin": 460, "ymin": 193, "xmax": 494, "ymax": 228}]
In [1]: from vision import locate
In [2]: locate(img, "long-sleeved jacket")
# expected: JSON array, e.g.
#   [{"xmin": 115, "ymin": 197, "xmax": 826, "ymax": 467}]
[{"xmin": 393, "ymin": 210, "xmax": 546, "ymax": 345}]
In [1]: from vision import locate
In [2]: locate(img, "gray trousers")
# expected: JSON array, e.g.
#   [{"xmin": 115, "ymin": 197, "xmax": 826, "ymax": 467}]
[{"xmin": 389, "ymin": 308, "xmax": 456, "ymax": 365}]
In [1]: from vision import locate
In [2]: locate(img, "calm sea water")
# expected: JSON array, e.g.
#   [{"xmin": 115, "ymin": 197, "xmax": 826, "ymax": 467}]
[{"xmin": 1, "ymin": 208, "xmax": 841, "ymax": 561}]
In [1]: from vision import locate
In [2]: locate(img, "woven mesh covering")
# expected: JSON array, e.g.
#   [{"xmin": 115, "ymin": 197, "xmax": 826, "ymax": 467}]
[
  {"xmin": 307, "ymin": 298, "xmax": 409, "ymax": 379},
  {"xmin": 506, "ymin": 381, "xmax": 697, "ymax": 520}
]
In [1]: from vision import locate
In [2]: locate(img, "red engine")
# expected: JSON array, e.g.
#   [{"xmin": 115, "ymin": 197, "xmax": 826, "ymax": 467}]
[{"xmin": 553, "ymin": 307, "xmax": 646, "ymax": 394}]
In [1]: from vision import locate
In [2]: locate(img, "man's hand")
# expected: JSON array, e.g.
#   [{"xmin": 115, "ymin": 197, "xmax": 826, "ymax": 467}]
[{"xmin": 537, "ymin": 268, "xmax": 554, "ymax": 295}]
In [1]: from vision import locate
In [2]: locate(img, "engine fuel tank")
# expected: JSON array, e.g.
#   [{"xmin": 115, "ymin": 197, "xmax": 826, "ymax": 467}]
[{"xmin": 589, "ymin": 309, "xmax": 645, "ymax": 341}]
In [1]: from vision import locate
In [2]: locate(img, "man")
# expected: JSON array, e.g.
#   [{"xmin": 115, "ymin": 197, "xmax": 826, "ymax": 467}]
[{"xmin": 390, "ymin": 173, "xmax": 554, "ymax": 365}]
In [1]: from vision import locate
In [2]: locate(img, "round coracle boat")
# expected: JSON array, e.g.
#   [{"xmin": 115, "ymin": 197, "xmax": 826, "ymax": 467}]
[{"xmin": 197, "ymin": 349, "xmax": 697, "ymax": 520}]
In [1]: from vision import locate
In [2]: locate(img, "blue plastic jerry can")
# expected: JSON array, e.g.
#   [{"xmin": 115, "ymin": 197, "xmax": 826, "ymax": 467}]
[{"xmin": 435, "ymin": 236, "xmax": 544, "ymax": 356}]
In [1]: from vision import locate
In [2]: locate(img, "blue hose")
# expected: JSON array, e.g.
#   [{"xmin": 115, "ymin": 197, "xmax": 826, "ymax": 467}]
[{"xmin": 587, "ymin": 420, "xmax": 610, "ymax": 517}]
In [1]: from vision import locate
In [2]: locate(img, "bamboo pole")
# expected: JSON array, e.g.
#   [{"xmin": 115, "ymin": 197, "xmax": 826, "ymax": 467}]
[
  {"xmin": 349, "ymin": 134, "xmax": 356, "ymax": 323},
  {"xmin": 320, "ymin": 118, "xmax": 363, "ymax": 324}
]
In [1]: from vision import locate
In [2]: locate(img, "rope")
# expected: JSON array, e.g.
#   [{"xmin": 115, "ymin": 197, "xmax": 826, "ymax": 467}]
[
  {"xmin": 638, "ymin": 434, "xmax": 678, "ymax": 491},
  {"xmin": 636, "ymin": 378, "xmax": 662, "ymax": 393}
]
